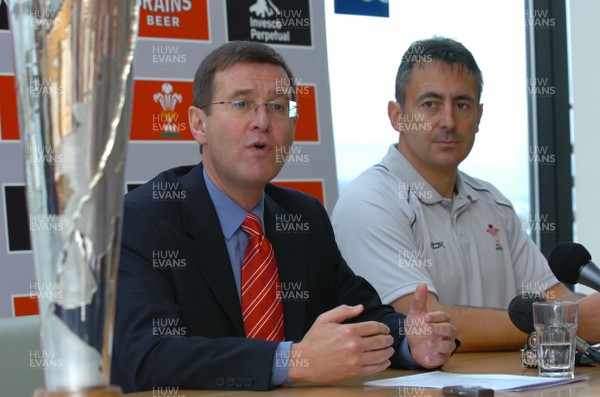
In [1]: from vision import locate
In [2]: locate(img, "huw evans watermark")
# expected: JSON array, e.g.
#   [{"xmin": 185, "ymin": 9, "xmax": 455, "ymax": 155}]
[
  {"xmin": 396, "ymin": 114, "xmax": 432, "ymax": 133},
  {"xmin": 30, "ymin": 350, "xmax": 63, "ymax": 369},
  {"xmin": 275, "ymin": 8, "xmax": 310, "ymax": 30},
  {"xmin": 275, "ymin": 213, "xmax": 309, "ymax": 233},
  {"xmin": 152, "ymin": 318, "xmax": 187, "ymax": 337},
  {"xmin": 399, "ymin": 249, "xmax": 432, "ymax": 269},
  {"xmin": 525, "ymin": 9, "xmax": 556, "ymax": 29},
  {"xmin": 275, "ymin": 77, "xmax": 310, "ymax": 97},
  {"xmin": 402, "ymin": 45, "xmax": 433, "ymax": 63},
  {"xmin": 400, "ymin": 317, "xmax": 433, "ymax": 337},
  {"xmin": 152, "ymin": 45, "xmax": 187, "ymax": 64},
  {"xmin": 29, "ymin": 214, "xmax": 64, "ymax": 232},
  {"xmin": 521, "ymin": 281, "xmax": 556, "ymax": 301},
  {"xmin": 276, "ymin": 282, "xmax": 309, "ymax": 302},
  {"xmin": 30, "ymin": 282, "xmax": 63, "ymax": 301},
  {"xmin": 152, "ymin": 386, "xmax": 186, "ymax": 397},
  {"xmin": 152, "ymin": 250, "xmax": 187, "ymax": 269},
  {"xmin": 399, "ymin": 181, "xmax": 433, "ymax": 201},
  {"xmin": 526, "ymin": 77, "xmax": 556, "ymax": 97},
  {"xmin": 27, "ymin": 145, "xmax": 63, "ymax": 164},
  {"xmin": 274, "ymin": 348, "xmax": 309, "ymax": 368},
  {"xmin": 152, "ymin": 182, "xmax": 187, "ymax": 201},
  {"xmin": 275, "ymin": 145, "xmax": 310, "ymax": 165},
  {"xmin": 528, "ymin": 146, "xmax": 555, "ymax": 165},
  {"xmin": 521, "ymin": 213, "xmax": 556, "ymax": 234}
]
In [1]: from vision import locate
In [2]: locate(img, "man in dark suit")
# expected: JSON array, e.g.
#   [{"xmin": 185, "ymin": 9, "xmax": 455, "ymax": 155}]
[{"xmin": 111, "ymin": 41, "xmax": 457, "ymax": 392}]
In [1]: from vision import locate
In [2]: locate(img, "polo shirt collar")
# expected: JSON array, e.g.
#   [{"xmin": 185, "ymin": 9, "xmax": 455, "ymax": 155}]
[
  {"xmin": 381, "ymin": 144, "xmax": 476, "ymax": 204},
  {"xmin": 454, "ymin": 172, "xmax": 478, "ymax": 203}
]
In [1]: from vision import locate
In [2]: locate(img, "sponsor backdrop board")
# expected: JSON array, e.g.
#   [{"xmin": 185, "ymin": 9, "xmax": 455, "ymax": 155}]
[
  {"xmin": 334, "ymin": 0, "xmax": 390, "ymax": 18},
  {"xmin": 0, "ymin": 0, "xmax": 338, "ymax": 317}
]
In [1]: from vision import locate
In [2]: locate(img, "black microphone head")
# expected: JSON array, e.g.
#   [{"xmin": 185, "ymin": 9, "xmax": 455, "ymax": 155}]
[
  {"xmin": 548, "ymin": 242, "xmax": 591, "ymax": 284},
  {"xmin": 508, "ymin": 293, "xmax": 545, "ymax": 334}
]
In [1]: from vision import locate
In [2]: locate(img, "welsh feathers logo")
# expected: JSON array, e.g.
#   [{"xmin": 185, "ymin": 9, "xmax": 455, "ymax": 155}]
[
  {"xmin": 153, "ymin": 83, "xmax": 183, "ymax": 138},
  {"xmin": 130, "ymin": 80, "xmax": 193, "ymax": 141},
  {"xmin": 486, "ymin": 224, "xmax": 503, "ymax": 251}
]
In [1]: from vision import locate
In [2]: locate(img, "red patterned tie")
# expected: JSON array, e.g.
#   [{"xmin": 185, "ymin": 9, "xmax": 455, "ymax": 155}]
[{"xmin": 241, "ymin": 213, "xmax": 285, "ymax": 341}]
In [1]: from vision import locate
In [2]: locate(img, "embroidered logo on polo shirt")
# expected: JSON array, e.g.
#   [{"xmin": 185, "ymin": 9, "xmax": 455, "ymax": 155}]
[
  {"xmin": 486, "ymin": 224, "xmax": 503, "ymax": 251},
  {"xmin": 430, "ymin": 241, "xmax": 445, "ymax": 249}
]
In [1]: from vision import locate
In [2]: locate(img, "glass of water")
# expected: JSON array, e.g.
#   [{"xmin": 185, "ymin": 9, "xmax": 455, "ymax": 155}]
[{"xmin": 533, "ymin": 301, "xmax": 578, "ymax": 377}]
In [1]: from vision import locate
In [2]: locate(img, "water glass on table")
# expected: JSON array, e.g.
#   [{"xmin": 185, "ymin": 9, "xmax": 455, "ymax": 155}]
[{"xmin": 533, "ymin": 301, "xmax": 578, "ymax": 378}]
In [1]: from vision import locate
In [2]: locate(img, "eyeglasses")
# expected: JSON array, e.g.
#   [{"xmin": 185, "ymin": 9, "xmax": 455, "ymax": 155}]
[{"xmin": 202, "ymin": 99, "xmax": 299, "ymax": 119}]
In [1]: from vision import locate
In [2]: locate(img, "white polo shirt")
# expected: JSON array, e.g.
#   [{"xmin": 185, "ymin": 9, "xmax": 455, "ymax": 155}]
[{"xmin": 332, "ymin": 144, "xmax": 558, "ymax": 309}]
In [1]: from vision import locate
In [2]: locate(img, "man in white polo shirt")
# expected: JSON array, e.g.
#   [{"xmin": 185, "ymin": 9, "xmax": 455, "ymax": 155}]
[{"xmin": 332, "ymin": 36, "xmax": 600, "ymax": 351}]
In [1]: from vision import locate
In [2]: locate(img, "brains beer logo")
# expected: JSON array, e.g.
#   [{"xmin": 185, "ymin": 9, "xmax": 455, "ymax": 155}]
[{"xmin": 139, "ymin": 0, "xmax": 209, "ymax": 40}]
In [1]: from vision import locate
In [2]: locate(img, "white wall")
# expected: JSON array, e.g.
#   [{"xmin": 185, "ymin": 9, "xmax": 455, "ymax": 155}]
[
  {"xmin": 326, "ymin": 0, "xmax": 530, "ymax": 216},
  {"xmin": 569, "ymin": 0, "xmax": 600, "ymax": 294}
]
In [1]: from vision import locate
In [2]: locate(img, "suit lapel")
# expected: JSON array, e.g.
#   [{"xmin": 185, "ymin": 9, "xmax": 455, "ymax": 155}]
[
  {"xmin": 178, "ymin": 167, "xmax": 307, "ymax": 342},
  {"xmin": 264, "ymin": 194, "xmax": 307, "ymax": 342},
  {"xmin": 179, "ymin": 164, "xmax": 245, "ymax": 336}
]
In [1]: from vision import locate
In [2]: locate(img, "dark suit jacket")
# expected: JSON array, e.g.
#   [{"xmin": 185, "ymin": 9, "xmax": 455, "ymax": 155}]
[{"xmin": 111, "ymin": 163, "xmax": 407, "ymax": 392}]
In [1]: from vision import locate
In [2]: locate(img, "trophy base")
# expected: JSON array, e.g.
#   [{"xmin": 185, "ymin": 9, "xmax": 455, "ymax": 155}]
[{"xmin": 32, "ymin": 386, "xmax": 122, "ymax": 397}]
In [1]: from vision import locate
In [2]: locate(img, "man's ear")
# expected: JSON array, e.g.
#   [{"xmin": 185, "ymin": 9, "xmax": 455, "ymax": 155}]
[
  {"xmin": 475, "ymin": 103, "xmax": 484, "ymax": 133},
  {"xmin": 188, "ymin": 106, "xmax": 207, "ymax": 145},
  {"xmin": 388, "ymin": 100, "xmax": 402, "ymax": 132}
]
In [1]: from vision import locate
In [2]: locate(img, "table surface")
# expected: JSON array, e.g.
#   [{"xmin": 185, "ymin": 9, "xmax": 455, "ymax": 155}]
[{"xmin": 125, "ymin": 351, "xmax": 600, "ymax": 396}]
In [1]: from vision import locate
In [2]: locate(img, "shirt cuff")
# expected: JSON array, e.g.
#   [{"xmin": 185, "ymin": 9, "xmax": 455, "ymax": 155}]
[
  {"xmin": 396, "ymin": 338, "xmax": 461, "ymax": 370},
  {"xmin": 396, "ymin": 338, "xmax": 420, "ymax": 368},
  {"xmin": 271, "ymin": 341, "xmax": 293, "ymax": 386}
]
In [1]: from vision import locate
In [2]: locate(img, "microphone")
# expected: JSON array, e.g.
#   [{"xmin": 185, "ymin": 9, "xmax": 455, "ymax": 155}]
[
  {"xmin": 549, "ymin": 242, "xmax": 600, "ymax": 292},
  {"xmin": 507, "ymin": 293, "xmax": 542, "ymax": 368},
  {"xmin": 508, "ymin": 293, "xmax": 600, "ymax": 364},
  {"xmin": 507, "ymin": 293, "xmax": 542, "ymax": 335}
]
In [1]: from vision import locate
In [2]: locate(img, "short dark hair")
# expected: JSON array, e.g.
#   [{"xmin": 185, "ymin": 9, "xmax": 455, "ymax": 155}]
[
  {"xmin": 395, "ymin": 37, "xmax": 483, "ymax": 107},
  {"xmin": 192, "ymin": 41, "xmax": 296, "ymax": 112}
]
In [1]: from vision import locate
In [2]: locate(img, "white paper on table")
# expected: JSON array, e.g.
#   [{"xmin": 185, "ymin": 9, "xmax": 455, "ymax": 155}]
[{"xmin": 364, "ymin": 371, "xmax": 588, "ymax": 391}]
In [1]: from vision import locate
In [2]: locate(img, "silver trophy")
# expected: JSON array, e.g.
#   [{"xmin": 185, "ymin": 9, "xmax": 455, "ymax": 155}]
[{"xmin": 8, "ymin": 0, "xmax": 139, "ymax": 395}]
